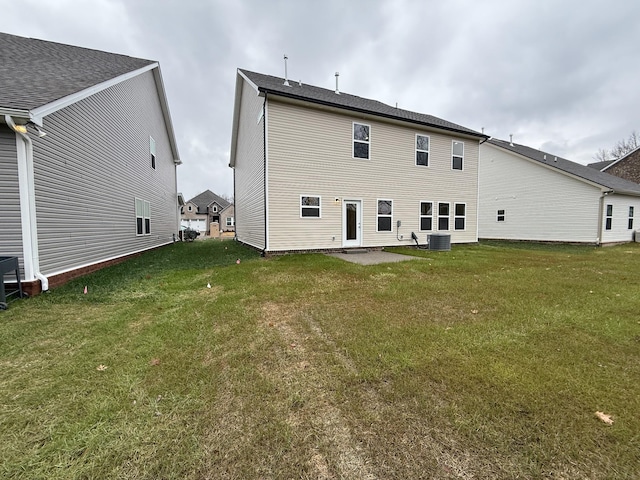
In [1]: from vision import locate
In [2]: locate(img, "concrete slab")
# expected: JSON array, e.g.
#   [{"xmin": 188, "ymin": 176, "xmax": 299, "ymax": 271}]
[{"xmin": 327, "ymin": 250, "xmax": 423, "ymax": 265}]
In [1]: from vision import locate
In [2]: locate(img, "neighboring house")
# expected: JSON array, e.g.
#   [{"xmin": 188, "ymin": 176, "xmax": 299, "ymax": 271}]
[
  {"xmin": 588, "ymin": 146, "xmax": 640, "ymax": 184},
  {"xmin": 479, "ymin": 138, "xmax": 640, "ymax": 244},
  {"xmin": 229, "ymin": 69, "xmax": 488, "ymax": 253},
  {"xmin": 180, "ymin": 190, "xmax": 233, "ymax": 235},
  {"xmin": 220, "ymin": 203, "xmax": 235, "ymax": 233},
  {"xmin": 0, "ymin": 33, "xmax": 181, "ymax": 295}
]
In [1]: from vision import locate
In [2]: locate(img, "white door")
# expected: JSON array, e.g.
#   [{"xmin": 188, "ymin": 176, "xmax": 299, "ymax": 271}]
[{"xmin": 343, "ymin": 200, "xmax": 362, "ymax": 247}]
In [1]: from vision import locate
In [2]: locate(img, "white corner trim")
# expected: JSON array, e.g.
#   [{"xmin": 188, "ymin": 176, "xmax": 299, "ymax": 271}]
[
  {"xmin": 30, "ymin": 63, "xmax": 158, "ymax": 123},
  {"xmin": 14, "ymin": 132, "xmax": 35, "ymax": 281}
]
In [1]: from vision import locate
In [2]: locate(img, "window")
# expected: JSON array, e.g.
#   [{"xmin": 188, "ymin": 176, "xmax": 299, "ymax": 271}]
[
  {"xmin": 452, "ymin": 141, "xmax": 464, "ymax": 170},
  {"xmin": 301, "ymin": 196, "xmax": 321, "ymax": 217},
  {"xmin": 416, "ymin": 134, "xmax": 429, "ymax": 166},
  {"xmin": 629, "ymin": 206, "xmax": 634, "ymax": 230},
  {"xmin": 188, "ymin": 205, "xmax": 192, "ymax": 212},
  {"xmin": 377, "ymin": 199, "xmax": 393, "ymax": 231},
  {"xmin": 438, "ymin": 202, "xmax": 450, "ymax": 230},
  {"xmin": 150, "ymin": 136, "xmax": 156, "ymax": 169},
  {"xmin": 454, "ymin": 203, "xmax": 466, "ymax": 230},
  {"xmin": 212, "ymin": 205, "xmax": 218, "ymax": 213},
  {"xmin": 353, "ymin": 123, "xmax": 370, "ymax": 159},
  {"xmin": 135, "ymin": 198, "xmax": 151, "ymax": 235},
  {"xmin": 497, "ymin": 209, "xmax": 505, "ymax": 222},
  {"xmin": 226, "ymin": 217, "xmax": 235, "ymax": 227},
  {"xmin": 420, "ymin": 202, "xmax": 433, "ymax": 230},
  {"xmin": 605, "ymin": 204, "xmax": 613, "ymax": 230}
]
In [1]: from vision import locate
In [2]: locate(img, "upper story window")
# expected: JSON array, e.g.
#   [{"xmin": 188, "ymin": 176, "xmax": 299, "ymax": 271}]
[
  {"xmin": 377, "ymin": 199, "xmax": 392, "ymax": 231},
  {"xmin": 150, "ymin": 136, "xmax": 156, "ymax": 169},
  {"xmin": 416, "ymin": 134, "xmax": 429, "ymax": 166},
  {"xmin": 212, "ymin": 205, "xmax": 218, "ymax": 213},
  {"xmin": 353, "ymin": 123, "xmax": 370, "ymax": 159},
  {"xmin": 605, "ymin": 204, "xmax": 613, "ymax": 230},
  {"xmin": 301, "ymin": 195, "xmax": 321, "ymax": 218},
  {"xmin": 452, "ymin": 141, "xmax": 464, "ymax": 170}
]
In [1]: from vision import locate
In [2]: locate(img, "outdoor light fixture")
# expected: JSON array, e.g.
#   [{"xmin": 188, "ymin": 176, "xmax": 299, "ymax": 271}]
[{"xmin": 13, "ymin": 124, "xmax": 27, "ymax": 134}]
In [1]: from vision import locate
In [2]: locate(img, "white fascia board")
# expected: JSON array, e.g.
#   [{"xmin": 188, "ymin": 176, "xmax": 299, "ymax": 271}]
[
  {"xmin": 0, "ymin": 108, "xmax": 36, "ymax": 124},
  {"xmin": 230, "ymin": 71, "xmax": 249, "ymax": 168},
  {"xmin": 30, "ymin": 63, "xmax": 158, "ymax": 124},
  {"xmin": 151, "ymin": 66, "xmax": 181, "ymax": 165}
]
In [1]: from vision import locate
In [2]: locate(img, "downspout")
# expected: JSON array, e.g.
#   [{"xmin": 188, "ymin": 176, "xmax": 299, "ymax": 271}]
[
  {"xmin": 5, "ymin": 115, "xmax": 49, "ymax": 291},
  {"xmin": 263, "ymin": 94, "xmax": 268, "ymax": 254},
  {"xmin": 597, "ymin": 190, "xmax": 613, "ymax": 246}
]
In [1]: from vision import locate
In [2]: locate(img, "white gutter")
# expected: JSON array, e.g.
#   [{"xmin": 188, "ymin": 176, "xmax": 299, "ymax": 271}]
[{"xmin": 5, "ymin": 115, "xmax": 49, "ymax": 291}]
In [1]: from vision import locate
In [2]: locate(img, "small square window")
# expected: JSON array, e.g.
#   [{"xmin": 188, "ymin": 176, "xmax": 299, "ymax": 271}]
[{"xmin": 301, "ymin": 196, "xmax": 321, "ymax": 217}]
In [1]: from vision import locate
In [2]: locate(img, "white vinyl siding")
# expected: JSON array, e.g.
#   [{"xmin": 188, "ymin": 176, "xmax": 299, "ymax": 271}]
[
  {"xmin": 0, "ymin": 127, "xmax": 25, "ymax": 275},
  {"xmin": 265, "ymin": 97, "xmax": 480, "ymax": 251},
  {"xmin": 30, "ymin": 70, "xmax": 179, "ymax": 277},
  {"xmin": 233, "ymin": 78, "xmax": 266, "ymax": 249},
  {"xmin": 478, "ymin": 142, "xmax": 640, "ymax": 244}
]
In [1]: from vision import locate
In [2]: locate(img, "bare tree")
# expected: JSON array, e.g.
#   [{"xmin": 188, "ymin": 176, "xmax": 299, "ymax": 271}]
[{"xmin": 594, "ymin": 130, "xmax": 640, "ymax": 162}]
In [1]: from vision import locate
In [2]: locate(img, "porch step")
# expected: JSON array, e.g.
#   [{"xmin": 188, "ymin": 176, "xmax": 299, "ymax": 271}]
[{"xmin": 343, "ymin": 248, "xmax": 368, "ymax": 254}]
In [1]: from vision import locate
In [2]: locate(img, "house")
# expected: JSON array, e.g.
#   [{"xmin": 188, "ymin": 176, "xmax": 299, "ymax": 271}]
[
  {"xmin": 229, "ymin": 69, "xmax": 488, "ymax": 253},
  {"xmin": 478, "ymin": 138, "xmax": 640, "ymax": 244},
  {"xmin": 0, "ymin": 33, "xmax": 181, "ymax": 295},
  {"xmin": 588, "ymin": 146, "xmax": 640, "ymax": 184},
  {"xmin": 180, "ymin": 190, "xmax": 233, "ymax": 236}
]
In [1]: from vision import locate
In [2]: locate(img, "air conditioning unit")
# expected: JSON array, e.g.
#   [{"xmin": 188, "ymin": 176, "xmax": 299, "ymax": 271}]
[
  {"xmin": 428, "ymin": 233, "xmax": 451, "ymax": 251},
  {"xmin": 635, "ymin": 230, "xmax": 640, "ymax": 243}
]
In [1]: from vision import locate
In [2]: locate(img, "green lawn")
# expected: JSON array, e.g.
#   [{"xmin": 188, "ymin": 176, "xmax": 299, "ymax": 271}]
[{"xmin": 1, "ymin": 239, "xmax": 638, "ymax": 479}]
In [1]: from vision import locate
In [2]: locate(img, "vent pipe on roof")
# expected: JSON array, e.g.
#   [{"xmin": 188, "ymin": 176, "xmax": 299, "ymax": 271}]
[
  {"xmin": 509, "ymin": 134, "xmax": 514, "ymax": 146},
  {"xmin": 554, "ymin": 156, "xmax": 557, "ymax": 162},
  {"xmin": 283, "ymin": 54, "xmax": 290, "ymax": 87},
  {"xmin": 481, "ymin": 127, "xmax": 485, "ymax": 134},
  {"xmin": 543, "ymin": 154, "xmax": 547, "ymax": 161},
  {"xmin": 335, "ymin": 72, "xmax": 340, "ymax": 94}
]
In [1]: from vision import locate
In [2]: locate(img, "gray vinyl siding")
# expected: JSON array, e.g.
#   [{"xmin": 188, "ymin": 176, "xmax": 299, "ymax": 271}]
[
  {"xmin": 234, "ymin": 78, "xmax": 266, "ymax": 249},
  {"xmin": 478, "ymin": 143, "xmax": 602, "ymax": 243},
  {"xmin": 0, "ymin": 126, "xmax": 24, "ymax": 274},
  {"xmin": 265, "ymin": 98, "xmax": 480, "ymax": 251},
  {"xmin": 30, "ymin": 70, "xmax": 178, "ymax": 276}
]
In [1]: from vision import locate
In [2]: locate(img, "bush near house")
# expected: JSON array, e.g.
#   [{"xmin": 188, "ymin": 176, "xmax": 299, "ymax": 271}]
[{"xmin": 1, "ymin": 239, "xmax": 638, "ymax": 479}]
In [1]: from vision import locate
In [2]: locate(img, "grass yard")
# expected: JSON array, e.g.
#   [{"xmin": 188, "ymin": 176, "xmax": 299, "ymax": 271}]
[{"xmin": 1, "ymin": 239, "xmax": 639, "ymax": 479}]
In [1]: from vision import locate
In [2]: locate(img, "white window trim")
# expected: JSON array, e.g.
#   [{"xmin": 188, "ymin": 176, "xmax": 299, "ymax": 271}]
[
  {"xmin": 497, "ymin": 209, "xmax": 506, "ymax": 222},
  {"xmin": 353, "ymin": 122, "xmax": 371, "ymax": 160},
  {"xmin": 452, "ymin": 140, "xmax": 464, "ymax": 171},
  {"xmin": 454, "ymin": 202, "xmax": 466, "ymax": 231},
  {"xmin": 377, "ymin": 198, "xmax": 393, "ymax": 232},
  {"xmin": 300, "ymin": 195, "xmax": 321, "ymax": 218},
  {"xmin": 419, "ymin": 201, "xmax": 434, "ymax": 231},
  {"xmin": 135, "ymin": 197, "xmax": 151, "ymax": 236},
  {"xmin": 628, "ymin": 206, "xmax": 634, "ymax": 230},
  {"xmin": 437, "ymin": 202, "xmax": 450, "ymax": 231},
  {"xmin": 605, "ymin": 204, "xmax": 613, "ymax": 230},
  {"xmin": 226, "ymin": 217, "xmax": 235, "ymax": 227},
  {"xmin": 416, "ymin": 134, "xmax": 430, "ymax": 167}
]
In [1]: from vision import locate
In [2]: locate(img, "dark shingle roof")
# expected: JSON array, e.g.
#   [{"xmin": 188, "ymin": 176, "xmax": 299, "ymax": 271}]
[
  {"xmin": 239, "ymin": 69, "xmax": 487, "ymax": 139},
  {"xmin": 188, "ymin": 190, "xmax": 230, "ymax": 213},
  {"xmin": 0, "ymin": 32, "xmax": 155, "ymax": 111},
  {"xmin": 488, "ymin": 138, "xmax": 640, "ymax": 196},
  {"xmin": 587, "ymin": 159, "xmax": 616, "ymax": 171}
]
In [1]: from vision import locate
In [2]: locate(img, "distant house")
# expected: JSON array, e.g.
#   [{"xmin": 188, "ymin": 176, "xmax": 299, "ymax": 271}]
[
  {"xmin": 588, "ymin": 146, "xmax": 640, "ymax": 184},
  {"xmin": 0, "ymin": 33, "xmax": 181, "ymax": 295},
  {"xmin": 479, "ymin": 138, "xmax": 640, "ymax": 244},
  {"xmin": 229, "ymin": 68, "xmax": 488, "ymax": 254},
  {"xmin": 180, "ymin": 190, "xmax": 233, "ymax": 236}
]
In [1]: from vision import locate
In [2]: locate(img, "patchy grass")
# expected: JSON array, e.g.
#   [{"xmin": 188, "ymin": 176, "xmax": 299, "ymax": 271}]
[{"xmin": 1, "ymin": 239, "xmax": 639, "ymax": 479}]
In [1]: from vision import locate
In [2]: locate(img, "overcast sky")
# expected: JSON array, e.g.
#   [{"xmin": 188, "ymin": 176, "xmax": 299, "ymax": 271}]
[{"xmin": 2, "ymin": 0, "xmax": 639, "ymax": 200}]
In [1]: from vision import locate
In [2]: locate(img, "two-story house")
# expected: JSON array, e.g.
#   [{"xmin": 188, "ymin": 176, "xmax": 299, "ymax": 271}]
[
  {"xmin": 588, "ymin": 146, "xmax": 640, "ymax": 185},
  {"xmin": 0, "ymin": 33, "xmax": 181, "ymax": 295},
  {"xmin": 229, "ymin": 69, "xmax": 488, "ymax": 253}
]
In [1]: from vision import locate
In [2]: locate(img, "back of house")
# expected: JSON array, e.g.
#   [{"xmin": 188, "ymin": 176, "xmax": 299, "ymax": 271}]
[{"xmin": 230, "ymin": 68, "xmax": 488, "ymax": 253}]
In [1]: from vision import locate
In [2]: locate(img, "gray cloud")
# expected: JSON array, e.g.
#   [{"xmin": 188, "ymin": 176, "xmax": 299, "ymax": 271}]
[{"xmin": 2, "ymin": 0, "xmax": 639, "ymax": 200}]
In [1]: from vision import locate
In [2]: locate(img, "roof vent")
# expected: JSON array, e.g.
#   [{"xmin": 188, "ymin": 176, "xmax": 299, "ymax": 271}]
[
  {"xmin": 335, "ymin": 72, "xmax": 340, "ymax": 95},
  {"xmin": 283, "ymin": 54, "xmax": 290, "ymax": 87},
  {"xmin": 509, "ymin": 134, "xmax": 514, "ymax": 146},
  {"xmin": 298, "ymin": 79, "xmax": 302, "ymax": 86},
  {"xmin": 543, "ymin": 154, "xmax": 547, "ymax": 161},
  {"xmin": 554, "ymin": 156, "xmax": 557, "ymax": 162}
]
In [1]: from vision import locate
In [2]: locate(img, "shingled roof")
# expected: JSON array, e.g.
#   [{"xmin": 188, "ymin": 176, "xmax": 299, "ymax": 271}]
[
  {"xmin": 239, "ymin": 69, "xmax": 487, "ymax": 139},
  {"xmin": 488, "ymin": 138, "xmax": 640, "ymax": 196},
  {"xmin": 187, "ymin": 190, "xmax": 230, "ymax": 214},
  {"xmin": 0, "ymin": 32, "xmax": 155, "ymax": 112}
]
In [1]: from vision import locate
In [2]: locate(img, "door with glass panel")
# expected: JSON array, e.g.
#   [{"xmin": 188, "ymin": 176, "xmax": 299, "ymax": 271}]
[{"xmin": 343, "ymin": 200, "xmax": 362, "ymax": 247}]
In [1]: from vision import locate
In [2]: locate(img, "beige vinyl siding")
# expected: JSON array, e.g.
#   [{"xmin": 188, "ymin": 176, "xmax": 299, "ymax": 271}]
[
  {"xmin": 234, "ymin": 79, "xmax": 266, "ymax": 249},
  {"xmin": 31, "ymin": 70, "xmax": 178, "ymax": 276},
  {"xmin": 266, "ymin": 98, "xmax": 479, "ymax": 251},
  {"xmin": 600, "ymin": 194, "xmax": 640, "ymax": 244},
  {"xmin": 0, "ymin": 126, "xmax": 24, "ymax": 274},
  {"xmin": 478, "ymin": 143, "xmax": 602, "ymax": 243}
]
